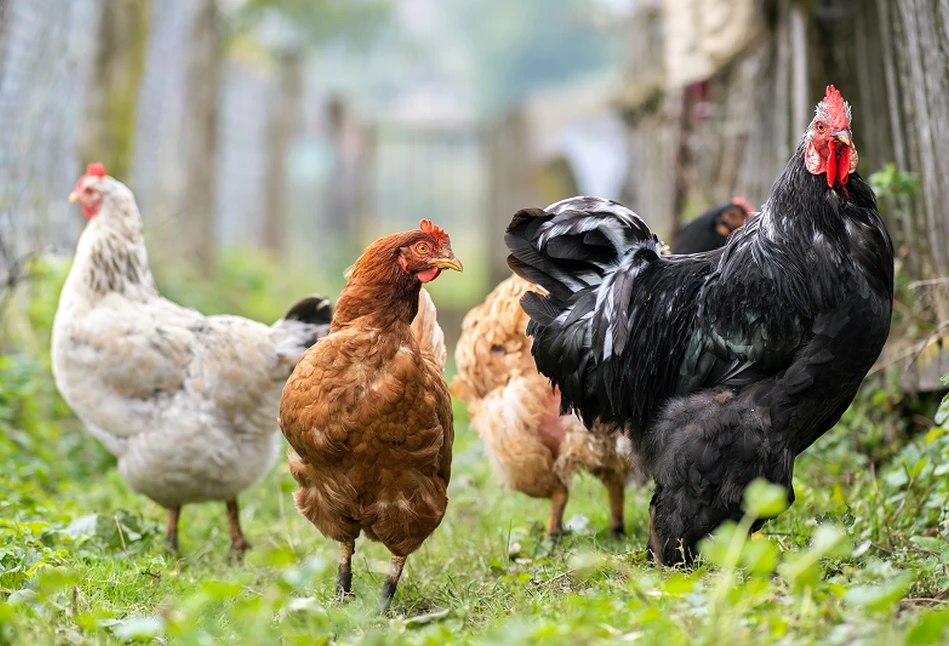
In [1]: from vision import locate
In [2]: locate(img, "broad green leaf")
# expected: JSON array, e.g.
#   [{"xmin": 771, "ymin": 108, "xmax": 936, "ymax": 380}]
[
  {"xmin": 698, "ymin": 521, "xmax": 739, "ymax": 567},
  {"xmin": 843, "ymin": 573, "xmax": 912, "ymax": 614},
  {"xmin": 935, "ymin": 394, "xmax": 949, "ymax": 427},
  {"xmin": 741, "ymin": 537, "xmax": 779, "ymax": 577},
  {"xmin": 907, "ymin": 610, "xmax": 949, "ymax": 645},
  {"xmin": 113, "ymin": 615, "xmax": 165, "ymax": 642},
  {"xmin": 743, "ymin": 480, "xmax": 790, "ymax": 518}
]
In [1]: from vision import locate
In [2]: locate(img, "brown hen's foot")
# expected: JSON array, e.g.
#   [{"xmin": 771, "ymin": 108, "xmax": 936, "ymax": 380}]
[
  {"xmin": 226, "ymin": 500, "xmax": 252, "ymax": 559},
  {"xmin": 604, "ymin": 474, "xmax": 626, "ymax": 539},
  {"xmin": 379, "ymin": 554, "xmax": 406, "ymax": 614},
  {"xmin": 546, "ymin": 486, "xmax": 569, "ymax": 537},
  {"xmin": 165, "ymin": 506, "xmax": 181, "ymax": 553},
  {"xmin": 336, "ymin": 540, "xmax": 355, "ymax": 600}
]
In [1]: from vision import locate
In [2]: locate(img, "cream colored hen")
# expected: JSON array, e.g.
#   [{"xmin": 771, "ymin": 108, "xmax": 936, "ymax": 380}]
[
  {"xmin": 51, "ymin": 163, "xmax": 332, "ymax": 555},
  {"xmin": 451, "ymin": 274, "xmax": 638, "ymax": 537}
]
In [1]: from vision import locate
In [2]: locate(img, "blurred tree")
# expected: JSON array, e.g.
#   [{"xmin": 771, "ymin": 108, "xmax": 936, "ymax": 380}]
[
  {"xmin": 231, "ymin": 0, "xmax": 390, "ymax": 257},
  {"xmin": 0, "ymin": 0, "xmax": 8, "ymax": 74},
  {"xmin": 181, "ymin": 0, "xmax": 224, "ymax": 276},
  {"xmin": 262, "ymin": 49, "xmax": 302, "ymax": 255},
  {"xmin": 78, "ymin": 0, "xmax": 151, "ymax": 181},
  {"xmin": 234, "ymin": 0, "xmax": 390, "ymax": 48},
  {"xmin": 444, "ymin": 0, "xmax": 618, "ymax": 114}
]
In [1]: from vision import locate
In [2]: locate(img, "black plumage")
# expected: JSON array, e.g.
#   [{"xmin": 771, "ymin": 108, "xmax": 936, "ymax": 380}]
[{"xmin": 505, "ymin": 93, "xmax": 894, "ymax": 565}]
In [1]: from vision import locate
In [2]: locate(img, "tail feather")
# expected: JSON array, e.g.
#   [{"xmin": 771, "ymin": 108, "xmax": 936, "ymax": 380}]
[
  {"xmin": 283, "ymin": 295, "xmax": 333, "ymax": 326},
  {"xmin": 272, "ymin": 294, "xmax": 333, "ymax": 362},
  {"xmin": 412, "ymin": 288, "xmax": 447, "ymax": 372},
  {"xmin": 505, "ymin": 196, "xmax": 666, "ymax": 429},
  {"xmin": 505, "ymin": 197, "xmax": 660, "ymax": 298}
]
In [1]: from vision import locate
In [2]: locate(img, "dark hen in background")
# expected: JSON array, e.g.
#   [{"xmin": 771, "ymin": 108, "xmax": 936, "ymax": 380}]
[
  {"xmin": 673, "ymin": 197, "xmax": 754, "ymax": 254},
  {"xmin": 505, "ymin": 86, "xmax": 893, "ymax": 565}
]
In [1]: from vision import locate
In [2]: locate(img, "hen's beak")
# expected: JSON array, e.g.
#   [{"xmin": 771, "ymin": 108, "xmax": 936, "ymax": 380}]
[
  {"xmin": 68, "ymin": 191, "xmax": 79, "ymax": 203},
  {"xmin": 834, "ymin": 129, "xmax": 852, "ymax": 146},
  {"xmin": 431, "ymin": 256, "xmax": 463, "ymax": 273}
]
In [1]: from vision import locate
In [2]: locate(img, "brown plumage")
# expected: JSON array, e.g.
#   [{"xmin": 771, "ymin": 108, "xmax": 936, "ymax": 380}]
[
  {"xmin": 279, "ymin": 220, "xmax": 461, "ymax": 611},
  {"xmin": 451, "ymin": 274, "xmax": 638, "ymax": 537}
]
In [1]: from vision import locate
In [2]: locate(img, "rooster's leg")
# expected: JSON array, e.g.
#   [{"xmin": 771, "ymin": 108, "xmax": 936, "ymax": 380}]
[
  {"xmin": 166, "ymin": 506, "xmax": 181, "ymax": 552},
  {"xmin": 604, "ymin": 474, "xmax": 626, "ymax": 538},
  {"xmin": 226, "ymin": 499, "xmax": 252, "ymax": 557},
  {"xmin": 547, "ymin": 486, "xmax": 569, "ymax": 537},
  {"xmin": 337, "ymin": 540, "xmax": 355, "ymax": 599},
  {"xmin": 379, "ymin": 554, "xmax": 406, "ymax": 613}
]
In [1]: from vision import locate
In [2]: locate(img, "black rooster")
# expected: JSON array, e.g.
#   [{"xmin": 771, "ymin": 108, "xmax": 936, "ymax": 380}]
[
  {"xmin": 673, "ymin": 198, "xmax": 754, "ymax": 254},
  {"xmin": 505, "ymin": 86, "xmax": 893, "ymax": 565}
]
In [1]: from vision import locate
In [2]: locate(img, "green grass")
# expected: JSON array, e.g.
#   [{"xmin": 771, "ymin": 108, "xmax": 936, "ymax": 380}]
[
  {"xmin": 3, "ymin": 384, "xmax": 949, "ymax": 645},
  {"xmin": 3, "ymin": 258, "xmax": 949, "ymax": 644}
]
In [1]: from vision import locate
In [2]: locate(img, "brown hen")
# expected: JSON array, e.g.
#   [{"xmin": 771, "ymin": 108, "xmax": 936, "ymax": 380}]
[
  {"xmin": 451, "ymin": 274, "xmax": 638, "ymax": 538},
  {"xmin": 279, "ymin": 220, "xmax": 461, "ymax": 611}
]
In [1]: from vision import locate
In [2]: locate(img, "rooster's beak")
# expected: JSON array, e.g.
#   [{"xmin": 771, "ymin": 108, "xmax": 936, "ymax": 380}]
[
  {"xmin": 834, "ymin": 130, "xmax": 852, "ymax": 146},
  {"xmin": 431, "ymin": 256, "xmax": 463, "ymax": 273},
  {"xmin": 68, "ymin": 191, "xmax": 79, "ymax": 204}
]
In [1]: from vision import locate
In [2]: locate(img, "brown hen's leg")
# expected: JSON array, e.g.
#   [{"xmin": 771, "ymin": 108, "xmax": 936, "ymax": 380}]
[
  {"xmin": 166, "ymin": 506, "xmax": 181, "ymax": 552},
  {"xmin": 379, "ymin": 554, "xmax": 406, "ymax": 613},
  {"xmin": 337, "ymin": 540, "xmax": 355, "ymax": 600},
  {"xmin": 226, "ymin": 499, "xmax": 252, "ymax": 557},
  {"xmin": 547, "ymin": 486, "xmax": 569, "ymax": 537},
  {"xmin": 604, "ymin": 474, "xmax": 626, "ymax": 538}
]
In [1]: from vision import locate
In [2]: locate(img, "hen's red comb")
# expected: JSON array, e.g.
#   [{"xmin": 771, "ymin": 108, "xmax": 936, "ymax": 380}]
[
  {"xmin": 822, "ymin": 85, "xmax": 849, "ymax": 125},
  {"xmin": 419, "ymin": 219, "xmax": 449, "ymax": 245},
  {"xmin": 85, "ymin": 162, "xmax": 107, "ymax": 177},
  {"xmin": 731, "ymin": 197, "xmax": 754, "ymax": 213}
]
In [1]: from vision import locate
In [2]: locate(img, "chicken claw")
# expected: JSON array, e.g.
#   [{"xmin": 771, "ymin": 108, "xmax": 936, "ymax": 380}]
[
  {"xmin": 336, "ymin": 540, "xmax": 355, "ymax": 600},
  {"xmin": 380, "ymin": 554, "xmax": 407, "ymax": 613},
  {"xmin": 226, "ymin": 500, "xmax": 252, "ymax": 559},
  {"xmin": 164, "ymin": 506, "xmax": 182, "ymax": 553}
]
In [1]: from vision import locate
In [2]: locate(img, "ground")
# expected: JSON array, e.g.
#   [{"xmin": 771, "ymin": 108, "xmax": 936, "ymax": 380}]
[
  {"xmin": 2, "ymin": 259, "xmax": 949, "ymax": 645},
  {"xmin": 2, "ymin": 375, "xmax": 949, "ymax": 645}
]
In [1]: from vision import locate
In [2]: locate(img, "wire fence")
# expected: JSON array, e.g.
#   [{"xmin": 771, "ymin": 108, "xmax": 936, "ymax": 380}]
[{"xmin": 0, "ymin": 0, "xmax": 101, "ymax": 281}]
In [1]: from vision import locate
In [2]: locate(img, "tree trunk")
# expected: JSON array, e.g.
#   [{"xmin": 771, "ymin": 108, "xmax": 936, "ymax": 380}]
[
  {"xmin": 78, "ymin": 0, "xmax": 151, "ymax": 181},
  {"xmin": 181, "ymin": 0, "xmax": 222, "ymax": 276},
  {"xmin": 487, "ymin": 106, "xmax": 536, "ymax": 288},
  {"xmin": 0, "ymin": 0, "xmax": 8, "ymax": 77},
  {"xmin": 668, "ymin": 88, "xmax": 691, "ymax": 243},
  {"xmin": 262, "ymin": 48, "xmax": 302, "ymax": 257}
]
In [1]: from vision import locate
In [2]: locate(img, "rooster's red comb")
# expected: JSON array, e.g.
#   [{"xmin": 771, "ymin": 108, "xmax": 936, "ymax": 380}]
[
  {"xmin": 820, "ymin": 85, "xmax": 851, "ymax": 127},
  {"xmin": 85, "ymin": 162, "xmax": 107, "ymax": 178},
  {"xmin": 419, "ymin": 219, "xmax": 450, "ymax": 245}
]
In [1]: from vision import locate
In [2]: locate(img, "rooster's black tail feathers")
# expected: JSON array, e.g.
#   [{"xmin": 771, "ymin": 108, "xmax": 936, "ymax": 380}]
[
  {"xmin": 505, "ymin": 197, "xmax": 659, "ymax": 301},
  {"xmin": 504, "ymin": 196, "xmax": 666, "ymax": 429}
]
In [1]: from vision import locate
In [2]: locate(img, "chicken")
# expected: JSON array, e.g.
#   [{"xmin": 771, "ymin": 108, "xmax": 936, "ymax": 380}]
[
  {"xmin": 505, "ymin": 86, "xmax": 894, "ymax": 565},
  {"xmin": 451, "ymin": 274, "xmax": 634, "ymax": 537},
  {"xmin": 672, "ymin": 197, "xmax": 755, "ymax": 254},
  {"xmin": 279, "ymin": 220, "xmax": 461, "ymax": 611},
  {"xmin": 51, "ymin": 163, "xmax": 332, "ymax": 555}
]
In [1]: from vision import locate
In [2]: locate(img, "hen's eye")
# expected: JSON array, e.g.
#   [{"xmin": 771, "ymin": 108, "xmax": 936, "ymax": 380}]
[
  {"xmin": 416, "ymin": 243, "xmax": 430, "ymax": 254},
  {"xmin": 816, "ymin": 122, "xmax": 825, "ymax": 133}
]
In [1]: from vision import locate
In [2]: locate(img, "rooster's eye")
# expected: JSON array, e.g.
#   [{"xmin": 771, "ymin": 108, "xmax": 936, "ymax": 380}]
[
  {"xmin": 416, "ymin": 243, "xmax": 430, "ymax": 254},
  {"xmin": 816, "ymin": 122, "xmax": 826, "ymax": 133}
]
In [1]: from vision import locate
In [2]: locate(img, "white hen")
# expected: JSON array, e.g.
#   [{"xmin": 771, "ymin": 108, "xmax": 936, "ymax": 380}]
[{"xmin": 51, "ymin": 163, "xmax": 332, "ymax": 555}]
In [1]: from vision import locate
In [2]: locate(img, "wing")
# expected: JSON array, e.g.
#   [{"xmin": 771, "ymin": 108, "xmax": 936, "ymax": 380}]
[
  {"xmin": 53, "ymin": 297, "xmax": 201, "ymax": 447},
  {"xmin": 451, "ymin": 274, "xmax": 538, "ymax": 402},
  {"xmin": 55, "ymin": 294, "xmax": 293, "ymax": 449}
]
